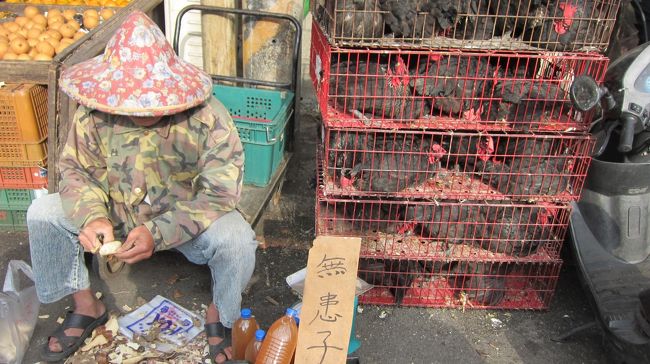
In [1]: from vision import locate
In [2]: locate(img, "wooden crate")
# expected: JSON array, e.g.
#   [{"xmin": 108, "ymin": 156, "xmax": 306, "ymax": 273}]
[{"xmin": 0, "ymin": 0, "xmax": 164, "ymax": 191}]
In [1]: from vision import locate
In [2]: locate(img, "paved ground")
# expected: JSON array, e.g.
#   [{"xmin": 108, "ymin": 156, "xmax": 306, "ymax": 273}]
[{"xmin": 0, "ymin": 96, "xmax": 609, "ymax": 363}]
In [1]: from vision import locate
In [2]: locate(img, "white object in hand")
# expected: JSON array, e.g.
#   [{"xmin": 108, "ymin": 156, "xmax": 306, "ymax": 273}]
[{"xmin": 99, "ymin": 241, "xmax": 123, "ymax": 256}]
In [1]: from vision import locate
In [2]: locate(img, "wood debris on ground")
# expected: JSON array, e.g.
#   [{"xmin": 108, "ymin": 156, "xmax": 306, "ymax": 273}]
[{"xmin": 64, "ymin": 314, "xmax": 208, "ymax": 364}]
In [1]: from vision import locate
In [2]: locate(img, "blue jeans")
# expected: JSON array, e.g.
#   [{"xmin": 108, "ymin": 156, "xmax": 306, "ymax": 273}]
[{"xmin": 27, "ymin": 193, "xmax": 257, "ymax": 327}]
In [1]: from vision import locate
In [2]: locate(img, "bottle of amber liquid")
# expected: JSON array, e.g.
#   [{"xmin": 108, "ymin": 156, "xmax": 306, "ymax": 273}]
[
  {"xmin": 255, "ymin": 308, "xmax": 298, "ymax": 364},
  {"xmin": 245, "ymin": 329, "xmax": 266, "ymax": 363},
  {"xmin": 232, "ymin": 308, "xmax": 259, "ymax": 360}
]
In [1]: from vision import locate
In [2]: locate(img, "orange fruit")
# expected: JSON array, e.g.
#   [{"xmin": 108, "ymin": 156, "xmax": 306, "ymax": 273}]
[
  {"xmin": 27, "ymin": 38, "xmax": 39, "ymax": 48},
  {"xmin": 58, "ymin": 23, "xmax": 76, "ymax": 38},
  {"xmin": 17, "ymin": 29, "xmax": 28, "ymax": 39},
  {"xmin": 4, "ymin": 22, "xmax": 20, "ymax": 33},
  {"xmin": 34, "ymin": 53, "xmax": 53, "ymax": 61},
  {"xmin": 29, "ymin": 47, "xmax": 39, "ymax": 58},
  {"xmin": 47, "ymin": 9, "xmax": 62, "ymax": 18},
  {"xmin": 33, "ymin": 14, "xmax": 47, "ymax": 27},
  {"xmin": 0, "ymin": 42, "xmax": 8, "ymax": 57},
  {"xmin": 47, "ymin": 15, "xmax": 65, "ymax": 26},
  {"xmin": 83, "ymin": 16, "xmax": 99, "ymax": 30},
  {"xmin": 83, "ymin": 9, "xmax": 99, "ymax": 19},
  {"xmin": 24, "ymin": 20, "xmax": 35, "ymax": 30},
  {"xmin": 63, "ymin": 9, "xmax": 77, "ymax": 20},
  {"xmin": 66, "ymin": 20, "xmax": 80, "ymax": 31},
  {"xmin": 24, "ymin": 6, "xmax": 40, "ymax": 18},
  {"xmin": 45, "ymin": 37, "xmax": 59, "ymax": 48},
  {"xmin": 36, "ymin": 41, "xmax": 55, "ymax": 57},
  {"xmin": 17, "ymin": 53, "xmax": 32, "ymax": 60},
  {"xmin": 48, "ymin": 21, "xmax": 64, "ymax": 31},
  {"xmin": 0, "ymin": 35, "xmax": 8, "ymax": 44},
  {"xmin": 73, "ymin": 31, "xmax": 85, "ymax": 40},
  {"xmin": 10, "ymin": 36, "xmax": 29, "ymax": 55},
  {"xmin": 45, "ymin": 30, "xmax": 62, "ymax": 41},
  {"xmin": 27, "ymin": 28, "xmax": 42, "ymax": 39},
  {"xmin": 100, "ymin": 8, "xmax": 114, "ymax": 20},
  {"xmin": 3, "ymin": 52, "xmax": 19, "ymax": 60},
  {"xmin": 15, "ymin": 16, "xmax": 29, "ymax": 27}
]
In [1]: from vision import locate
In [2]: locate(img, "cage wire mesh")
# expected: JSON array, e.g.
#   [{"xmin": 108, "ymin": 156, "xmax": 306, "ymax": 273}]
[
  {"xmin": 321, "ymin": 128, "xmax": 593, "ymax": 202},
  {"xmin": 315, "ymin": 193, "xmax": 571, "ymax": 260},
  {"xmin": 356, "ymin": 257, "xmax": 562, "ymax": 309},
  {"xmin": 310, "ymin": 23, "xmax": 609, "ymax": 131},
  {"xmin": 312, "ymin": 0, "xmax": 621, "ymax": 52}
]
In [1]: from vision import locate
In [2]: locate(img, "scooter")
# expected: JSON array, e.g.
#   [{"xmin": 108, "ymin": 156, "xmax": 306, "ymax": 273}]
[{"xmin": 563, "ymin": 41, "xmax": 650, "ymax": 363}]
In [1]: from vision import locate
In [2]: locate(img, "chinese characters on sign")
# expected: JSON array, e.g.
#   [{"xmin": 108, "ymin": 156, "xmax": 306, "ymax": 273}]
[{"xmin": 295, "ymin": 236, "xmax": 361, "ymax": 364}]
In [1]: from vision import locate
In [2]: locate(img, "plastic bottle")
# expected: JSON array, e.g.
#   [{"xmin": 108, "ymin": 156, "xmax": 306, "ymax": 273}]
[
  {"xmin": 245, "ymin": 329, "xmax": 266, "ymax": 363},
  {"xmin": 232, "ymin": 308, "xmax": 259, "ymax": 360},
  {"xmin": 255, "ymin": 308, "xmax": 299, "ymax": 364}
]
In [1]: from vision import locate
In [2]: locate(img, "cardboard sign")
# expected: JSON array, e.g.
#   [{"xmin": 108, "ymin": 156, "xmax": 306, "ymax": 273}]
[{"xmin": 295, "ymin": 236, "xmax": 361, "ymax": 364}]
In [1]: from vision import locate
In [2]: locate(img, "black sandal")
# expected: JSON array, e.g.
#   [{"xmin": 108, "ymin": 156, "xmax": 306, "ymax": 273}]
[
  {"xmin": 41, "ymin": 310, "xmax": 109, "ymax": 362},
  {"xmin": 205, "ymin": 321, "xmax": 249, "ymax": 364}
]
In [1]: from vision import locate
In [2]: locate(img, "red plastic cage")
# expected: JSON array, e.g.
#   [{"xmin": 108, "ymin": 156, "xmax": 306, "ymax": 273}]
[
  {"xmin": 356, "ymin": 257, "xmax": 562, "ymax": 309},
  {"xmin": 321, "ymin": 128, "xmax": 593, "ymax": 202},
  {"xmin": 313, "ymin": 0, "xmax": 621, "ymax": 52},
  {"xmin": 316, "ymin": 195, "xmax": 571, "ymax": 260},
  {"xmin": 311, "ymin": 22, "xmax": 609, "ymax": 132}
]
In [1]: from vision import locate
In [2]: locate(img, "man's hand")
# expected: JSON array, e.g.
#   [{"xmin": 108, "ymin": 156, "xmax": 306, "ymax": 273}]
[
  {"xmin": 114, "ymin": 226, "xmax": 155, "ymax": 264},
  {"xmin": 79, "ymin": 218, "xmax": 114, "ymax": 253}
]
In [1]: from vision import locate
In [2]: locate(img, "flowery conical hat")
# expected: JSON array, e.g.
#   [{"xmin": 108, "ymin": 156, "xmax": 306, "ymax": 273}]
[{"xmin": 59, "ymin": 10, "xmax": 212, "ymax": 117}]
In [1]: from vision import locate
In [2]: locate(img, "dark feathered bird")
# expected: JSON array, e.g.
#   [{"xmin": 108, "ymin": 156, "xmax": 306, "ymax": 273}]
[
  {"xmin": 522, "ymin": 0, "xmax": 604, "ymax": 51},
  {"xmin": 441, "ymin": 133, "xmax": 495, "ymax": 173},
  {"xmin": 348, "ymin": 134, "xmax": 446, "ymax": 193},
  {"xmin": 478, "ymin": 204, "xmax": 552, "ymax": 256},
  {"xmin": 358, "ymin": 258, "xmax": 418, "ymax": 305},
  {"xmin": 379, "ymin": 0, "xmax": 435, "ymax": 39},
  {"xmin": 449, "ymin": 0, "xmax": 497, "ymax": 40},
  {"xmin": 330, "ymin": 58, "xmax": 431, "ymax": 120},
  {"xmin": 330, "ymin": 0, "xmax": 384, "ymax": 40},
  {"xmin": 490, "ymin": 0, "xmax": 549, "ymax": 39},
  {"xmin": 485, "ymin": 76, "xmax": 571, "ymax": 131},
  {"xmin": 411, "ymin": 56, "xmax": 494, "ymax": 116},
  {"xmin": 487, "ymin": 138, "xmax": 572, "ymax": 198},
  {"xmin": 404, "ymin": 203, "xmax": 485, "ymax": 245},
  {"xmin": 447, "ymin": 261, "xmax": 510, "ymax": 306}
]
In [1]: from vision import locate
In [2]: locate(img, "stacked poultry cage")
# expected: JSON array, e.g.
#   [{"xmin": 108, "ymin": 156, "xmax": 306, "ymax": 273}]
[{"xmin": 310, "ymin": 0, "xmax": 620, "ymax": 309}]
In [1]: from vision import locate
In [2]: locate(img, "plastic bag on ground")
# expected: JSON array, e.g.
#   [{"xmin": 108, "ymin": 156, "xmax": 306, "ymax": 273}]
[{"xmin": 0, "ymin": 260, "xmax": 40, "ymax": 364}]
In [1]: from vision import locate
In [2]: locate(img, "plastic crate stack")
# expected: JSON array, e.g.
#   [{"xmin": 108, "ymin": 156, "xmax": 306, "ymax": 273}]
[
  {"xmin": 310, "ymin": 0, "xmax": 620, "ymax": 309},
  {"xmin": 0, "ymin": 84, "xmax": 49, "ymax": 230}
]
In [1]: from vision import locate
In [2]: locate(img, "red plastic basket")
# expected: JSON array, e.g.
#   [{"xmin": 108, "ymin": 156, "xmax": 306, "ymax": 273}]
[
  {"xmin": 311, "ymin": 22, "xmax": 609, "ymax": 132},
  {"xmin": 313, "ymin": 0, "xmax": 621, "ymax": 52},
  {"xmin": 0, "ymin": 167, "xmax": 47, "ymax": 189},
  {"xmin": 357, "ymin": 257, "xmax": 562, "ymax": 309},
  {"xmin": 316, "ymin": 194, "xmax": 571, "ymax": 260},
  {"xmin": 321, "ymin": 128, "xmax": 593, "ymax": 202}
]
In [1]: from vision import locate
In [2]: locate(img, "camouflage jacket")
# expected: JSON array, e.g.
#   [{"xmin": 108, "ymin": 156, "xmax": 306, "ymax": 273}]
[{"xmin": 59, "ymin": 97, "xmax": 244, "ymax": 251}]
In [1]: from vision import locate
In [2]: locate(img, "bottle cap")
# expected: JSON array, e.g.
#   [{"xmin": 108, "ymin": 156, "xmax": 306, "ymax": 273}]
[
  {"xmin": 255, "ymin": 329, "xmax": 266, "ymax": 341},
  {"xmin": 286, "ymin": 308, "xmax": 298, "ymax": 317},
  {"xmin": 241, "ymin": 308, "xmax": 252, "ymax": 319}
]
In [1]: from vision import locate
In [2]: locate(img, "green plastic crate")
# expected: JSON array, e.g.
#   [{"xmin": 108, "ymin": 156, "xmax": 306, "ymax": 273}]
[
  {"xmin": 213, "ymin": 85, "xmax": 294, "ymax": 187},
  {"xmin": 0, "ymin": 189, "xmax": 35, "ymax": 210},
  {"xmin": 0, "ymin": 209, "xmax": 27, "ymax": 231}
]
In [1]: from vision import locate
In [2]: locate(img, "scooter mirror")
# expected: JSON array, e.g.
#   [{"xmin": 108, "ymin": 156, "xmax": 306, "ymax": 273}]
[{"xmin": 570, "ymin": 75, "xmax": 601, "ymax": 112}]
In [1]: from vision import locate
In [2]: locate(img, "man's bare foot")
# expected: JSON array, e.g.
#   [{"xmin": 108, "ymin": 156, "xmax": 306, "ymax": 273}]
[
  {"xmin": 48, "ymin": 289, "xmax": 106, "ymax": 353},
  {"xmin": 206, "ymin": 303, "xmax": 233, "ymax": 364}
]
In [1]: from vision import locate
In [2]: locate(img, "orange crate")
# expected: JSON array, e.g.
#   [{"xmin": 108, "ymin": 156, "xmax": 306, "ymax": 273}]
[
  {"xmin": 0, "ymin": 167, "xmax": 47, "ymax": 189},
  {"xmin": 0, "ymin": 84, "xmax": 48, "ymax": 143},
  {"xmin": 0, "ymin": 140, "xmax": 47, "ymax": 167}
]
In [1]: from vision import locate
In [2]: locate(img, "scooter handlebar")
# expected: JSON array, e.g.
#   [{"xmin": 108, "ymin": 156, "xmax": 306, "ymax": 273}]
[{"xmin": 618, "ymin": 113, "xmax": 641, "ymax": 153}]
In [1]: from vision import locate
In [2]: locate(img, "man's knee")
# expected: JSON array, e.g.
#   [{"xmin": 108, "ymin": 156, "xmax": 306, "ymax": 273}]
[{"xmin": 203, "ymin": 210, "xmax": 257, "ymax": 259}]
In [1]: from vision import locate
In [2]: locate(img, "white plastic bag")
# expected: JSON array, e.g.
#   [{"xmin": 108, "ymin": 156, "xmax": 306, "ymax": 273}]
[{"xmin": 0, "ymin": 261, "xmax": 40, "ymax": 364}]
